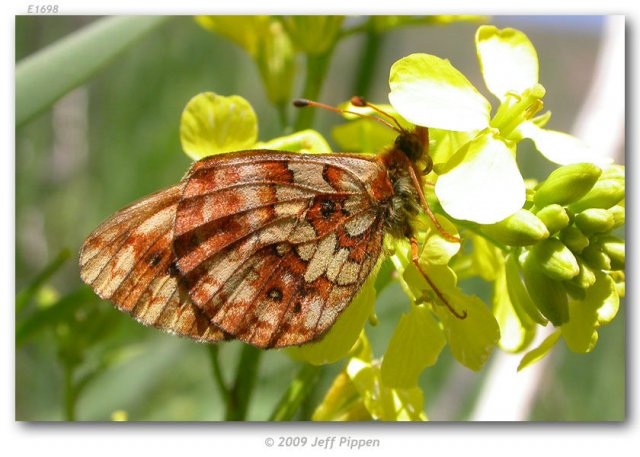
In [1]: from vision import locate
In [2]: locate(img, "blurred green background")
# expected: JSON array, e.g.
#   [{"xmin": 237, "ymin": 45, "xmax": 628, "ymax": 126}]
[{"xmin": 15, "ymin": 15, "xmax": 624, "ymax": 421}]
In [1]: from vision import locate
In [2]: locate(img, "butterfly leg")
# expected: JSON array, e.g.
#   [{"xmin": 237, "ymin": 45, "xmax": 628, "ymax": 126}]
[
  {"xmin": 410, "ymin": 237, "xmax": 467, "ymax": 319},
  {"xmin": 403, "ymin": 155, "xmax": 461, "ymax": 244}
]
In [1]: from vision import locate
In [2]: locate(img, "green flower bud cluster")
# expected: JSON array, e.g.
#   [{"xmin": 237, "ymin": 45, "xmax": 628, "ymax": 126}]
[{"xmin": 481, "ymin": 163, "xmax": 625, "ymax": 326}]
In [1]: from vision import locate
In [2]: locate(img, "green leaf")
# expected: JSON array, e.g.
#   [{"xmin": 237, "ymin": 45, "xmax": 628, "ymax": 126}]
[
  {"xmin": 16, "ymin": 16, "xmax": 170, "ymax": 126},
  {"xmin": 517, "ymin": 330, "xmax": 561, "ymax": 371},
  {"xmin": 475, "ymin": 26, "xmax": 539, "ymax": 101},
  {"xmin": 16, "ymin": 287, "xmax": 96, "ymax": 346},
  {"xmin": 257, "ymin": 129, "xmax": 332, "ymax": 155},
  {"xmin": 180, "ymin": 92, "xmax": 258, "ymax": 160},
  {"xmin": 435, "ymin": 129, "xmax": 525, "ymax": 224},
  {"xmin": 289, "ymin": 270, "xmax": 377, "ymax": 365},
  {"xmin": 434, "ymin": 292, "xmax": 500, "ymax": 371},
  {"xmin": 381, "ymin": 305, "xmax": 446, "ymax": 388},
  {"xmin": 518, "ymin": 121, "xmax": 613, "ymax": 167},
  {"xmin": 389, "ymin": 53, "xmax": 491, "ymax": 132}
]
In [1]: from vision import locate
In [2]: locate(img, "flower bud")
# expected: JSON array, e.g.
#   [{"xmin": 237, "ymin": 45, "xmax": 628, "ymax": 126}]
[
  {"xmin": 594, "ymin": 235, "xmax": 625, "ymax": 270},
  {"xmin": 570, "ymin": 257, "xmax": 596, "ymax": 289},
  {"xmin": 574, "ymin": 208, "xmax": 614, "ymax": 235},
  {"xmin": 535, "ymin": 204, "xmax": 569, "ymax": 234},
  {"xmin": 283, "ymin": 16, "xmax": 344, "ymax": 55},
  {"xmin": 602, "ymin": 164, "xmax": 625, "ymax": 182},
  {"xmin": 608, "ymin": 205, "xmax": 625, "ymax": 229},
  {"xmin": 533, "ymin": 163, "xmax": 601, "ymax": 207},
  {"xmin": 558, "ymin": 226, "xmax": 589, "ymax": 254},
  {"xmin": 482, "ymin": 209, "xmax": 549, "ymax": 246},
  {"xmin": 256, "ymin": 21, "xmax": 296, "ymax": 105},
  {"xmin": 569, "ymin": 178, "xmax": 625, "ymax": 212},
  {"xmin": 520, "ymin": 252, "xmax": 569, "ymax": 326},
  {"xmin": 581, "ymin": 245, "xmax": 611, "ymax": 271},
  {"xmin": 529, "ymin": 238, "xmax": 580, "ymax": 281}
]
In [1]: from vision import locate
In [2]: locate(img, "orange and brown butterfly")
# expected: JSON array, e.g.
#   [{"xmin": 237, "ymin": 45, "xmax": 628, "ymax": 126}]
[{"xmin": 79, "ymin": 96, "xmax": 465, "ymax": 349}]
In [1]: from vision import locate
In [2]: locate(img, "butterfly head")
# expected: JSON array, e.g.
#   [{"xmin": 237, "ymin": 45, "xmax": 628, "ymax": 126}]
[
  {"xmin": 393, "ymin": 126, "xmax": 432, "ymax": 174},
  {"xmin": 292, "ymin": 96, "xmax": 433, "ymax": 173}
]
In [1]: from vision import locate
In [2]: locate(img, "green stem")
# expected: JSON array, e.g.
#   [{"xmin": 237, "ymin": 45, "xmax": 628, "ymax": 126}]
[
  {"xmin": 63, "ymin": 363, "xmax": 76, "ymax": 421},
  {"xmin": 16, "ymin": 248, "xmax": 71, "ymax": 313},
  {"xmin": 269, "ymin": 363, "xmax": 323, "ymax": 421},
  {"xmin": 294, "ymin": 52, "xmax": 333, "ymax": 131},
  {"xmin": 352, "ymin": 27, "xmax": 384, "ymax": 98},
  {"xmin": 276, "ymin": 102, "xmax": 290, "ymax": 133},
  {"xmin": 225, "ymin": 344, "xmax": 262, "ymax": 421},
  {"xmin": 207, "ymin": 345, "xmax": 232, "ymax": 415}
]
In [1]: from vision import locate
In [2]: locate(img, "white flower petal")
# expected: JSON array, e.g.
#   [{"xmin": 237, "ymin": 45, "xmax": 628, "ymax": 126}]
[
  {"xmin": 476, "ymin": 26, "xmax": 539, "ymax": 101},
  {"xmin": 389, "ymin": 53, "xmax": 491, "ymax": 132},
  {"xmin": 519, "ymin": 121, "xmax": 613, "ymax": 167},
  {"xmin": 436, "ymin": 130, "xmax": 525, "ymax": 224}
]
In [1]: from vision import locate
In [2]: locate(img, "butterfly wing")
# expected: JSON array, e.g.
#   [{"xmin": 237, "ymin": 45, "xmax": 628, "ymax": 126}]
[
  {"xmin": 173, "ymin": 150, "xmax": 394, "ymax": 348},
  {"xmin": 79, "ymin": 184, "xmax": 229, "ymax": 343}
]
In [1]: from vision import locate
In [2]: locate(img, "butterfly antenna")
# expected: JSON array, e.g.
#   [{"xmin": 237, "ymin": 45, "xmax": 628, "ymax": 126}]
[
  {"xmin": 410, "ymin": 237, "xmax": 467, "ymax": 319},
  {"xmin": 350, "ymin": 96, "xmax": 406, "ymax": 132},
  {"xmin": 293, "ymin": 98, "xmax": 402, "ymax": 133}
]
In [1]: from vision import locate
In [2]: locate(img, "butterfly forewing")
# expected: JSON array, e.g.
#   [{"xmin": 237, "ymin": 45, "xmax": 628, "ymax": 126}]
[
  {"xmin": 172, "ymin": 150, "xmax": 393, "ymax": 348},
  {"xmin": 79, "ymin": 185, "xmax": 229, "ymax": 342}
]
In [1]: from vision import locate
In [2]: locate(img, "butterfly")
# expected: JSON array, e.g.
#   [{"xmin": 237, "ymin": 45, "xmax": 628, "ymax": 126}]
[{"xmin": 79, "ymin": 97, "xmax": 465, "ymax": 349}]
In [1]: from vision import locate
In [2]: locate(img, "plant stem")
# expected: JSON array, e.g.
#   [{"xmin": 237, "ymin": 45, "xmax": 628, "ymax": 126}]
[
  {"xmin": 294, "ymin": 52, "xmax": 332, "ymax": 131},
  {"xmin": 225, "ymin": 344, "xmax": 262, "ymax": 421},
  {"xmin": 269, "ymin": 363, "xmax": 323, "ymax": 421},
  {"xmin": 206, "ymin": 345, "xmax": 232, "ymax": 416},
  {"xmin": 352, "ymin": 27, "xmax": 384, "ymax": 98},
  {"xmin": 63, "ymin": 363, "xmax": 76, "ymax": 421},
  {"xmin": 276, "ymin": 102, "xmax": 290, "ymax": 133}
]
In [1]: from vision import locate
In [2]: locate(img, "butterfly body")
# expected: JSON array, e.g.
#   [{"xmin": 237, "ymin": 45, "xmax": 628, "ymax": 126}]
[{"xmin": 80, "ymin": 126, "xmax": 433, "ymax": 348}]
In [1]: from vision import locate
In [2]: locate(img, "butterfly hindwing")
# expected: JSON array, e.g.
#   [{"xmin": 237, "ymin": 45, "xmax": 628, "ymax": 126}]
[
  {"xmin": 79, "ymin": 185, "xmax": 229, "ymax": 343},
  {"xmin": 172, "ymin": 150, "xmax": 394, "ymax": 348}
]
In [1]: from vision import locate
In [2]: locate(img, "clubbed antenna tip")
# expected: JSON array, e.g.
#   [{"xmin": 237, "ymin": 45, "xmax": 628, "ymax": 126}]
[
  {"xmin": 350, "ymin": 96, "xmax": 367, "ymax": 107},
  {"xmin": 292, "ymin": 99, "xmax": 310, "ymax": 108}
]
